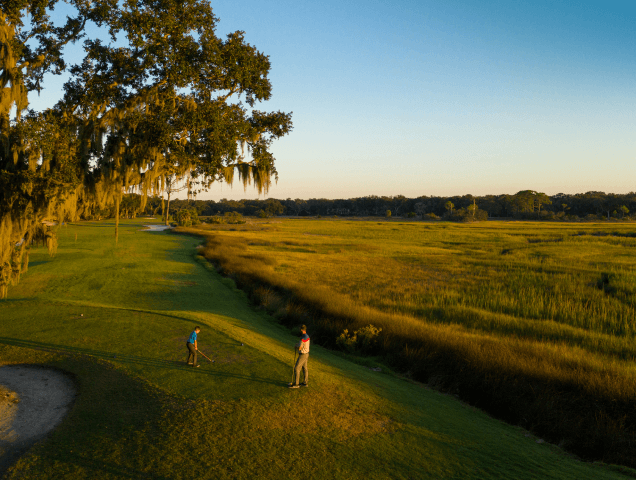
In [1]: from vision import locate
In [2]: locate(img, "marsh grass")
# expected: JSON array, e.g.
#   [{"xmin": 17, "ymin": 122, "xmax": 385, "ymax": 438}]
[{"xmin": 180, "ymin": 219, "xmax": 636, "ymax": 466}]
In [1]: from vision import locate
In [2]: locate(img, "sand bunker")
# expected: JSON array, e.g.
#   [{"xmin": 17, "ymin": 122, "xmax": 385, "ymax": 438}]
[
  {"xmin": 0, "ymin": 365, "xmax": 76, "ymax": 474},
  {"xmin": 143, "ymin": 224, "xmax": 173, "ymax": 232}
]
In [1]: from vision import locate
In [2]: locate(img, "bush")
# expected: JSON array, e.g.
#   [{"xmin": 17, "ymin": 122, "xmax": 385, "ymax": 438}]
[
  {"xmin": 225, "ymin": 211, "xmax": 246, "ymax": 224},
  {"xmin": 257, "ymin": 209, "xmax": 268, "ymax": 218},
  {"xmin": 449, "ymin": 207, "xmax": 487, "ymax": 222},
  {"xmin": 386, "ymin": 210, "xmax": 391, "ymax": 218},
  {"xmin": 176, "ymin": 210, "xmax": 192, "ymax": 227},
  {"xmin": 406, "ymin": 212, "xmax": 417, "ymax": 218},
  {"xmin": 204, "ymin": 211, "xmax": 246, "ymax": 225},
  {"xmin": 336, "ymin": 325, "xmax": 382, "ymax": 354},
  {"xmin": 176, "ymin": 207, "xmax": 200, "ymax": 227}
]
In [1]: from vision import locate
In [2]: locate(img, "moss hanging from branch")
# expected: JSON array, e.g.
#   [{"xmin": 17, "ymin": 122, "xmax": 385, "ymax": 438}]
[{"xmin": 2, "ymin": 0, "xmax": 293, "ymax": 298}]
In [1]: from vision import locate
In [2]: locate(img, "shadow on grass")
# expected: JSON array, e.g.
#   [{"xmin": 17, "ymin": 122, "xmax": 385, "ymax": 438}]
[
  {"xmin": 38, "ymin": 451, "xmax": 172, "ymax": 480},
  {"xmin": 0, "ymin": 337, "xmax": 281, "ymax": 386},
  {"xmin": 23, "ymin": 261, "xmax": 50, "ymax": 268},
  {"xmin": 0, "ymin": 297, "xmax": 38, "ymax": 304}
]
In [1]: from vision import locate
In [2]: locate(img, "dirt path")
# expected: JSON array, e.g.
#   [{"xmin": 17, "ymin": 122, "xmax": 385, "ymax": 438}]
[{"xmin": 0, "ymin": 365, "xmax": 76, "ymax": 475}]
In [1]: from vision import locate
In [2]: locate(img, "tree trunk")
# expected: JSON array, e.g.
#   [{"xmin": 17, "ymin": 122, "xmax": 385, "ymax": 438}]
[
  {"xmin": 115, "ymin": 194, "xmax": 120, "ymax": 245},
  {"xmin": 165, "ymin": 191, "xmax": 171, "ymax": 226}
]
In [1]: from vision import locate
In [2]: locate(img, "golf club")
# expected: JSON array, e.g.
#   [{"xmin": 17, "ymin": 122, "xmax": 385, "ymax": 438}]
[{"xmin": 198, "ymin": 350, "xmax": 213, "ymax": 363}]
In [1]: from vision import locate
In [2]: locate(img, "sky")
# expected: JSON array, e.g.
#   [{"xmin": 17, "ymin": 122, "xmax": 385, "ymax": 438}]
[{"xmin": 29, "ymin": 0, "xmax": 636, "ymax": 200}]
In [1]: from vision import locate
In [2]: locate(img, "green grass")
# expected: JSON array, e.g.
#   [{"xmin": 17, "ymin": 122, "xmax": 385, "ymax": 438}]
[
  {"xmin": 0, "ymin": 219, "xmax": 634, "ymax": 479},
  {"xmin": 180, "ymin": 218, "xmax": 636, "ymax": 466}
]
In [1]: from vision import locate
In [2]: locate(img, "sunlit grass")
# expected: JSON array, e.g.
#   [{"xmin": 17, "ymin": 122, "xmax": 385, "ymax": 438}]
[
  {"xmin": 7, "ymin": 219, "xmax": 634, "ymax": 478},
  {"xmin": 181, "ymin": 219, "xmax": 636, "ymax": 465}
]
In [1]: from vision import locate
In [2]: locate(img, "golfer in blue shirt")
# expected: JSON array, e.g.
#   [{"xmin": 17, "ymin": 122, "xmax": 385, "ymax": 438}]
[{"xmin": 186, "ymin": 326, "xmax": 201, "ymax": 367}]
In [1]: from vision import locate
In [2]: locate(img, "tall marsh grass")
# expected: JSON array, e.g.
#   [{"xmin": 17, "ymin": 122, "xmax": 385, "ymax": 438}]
[{"xmin": 178, "ymin": 220, "xmax": 636, "ymax": 467}]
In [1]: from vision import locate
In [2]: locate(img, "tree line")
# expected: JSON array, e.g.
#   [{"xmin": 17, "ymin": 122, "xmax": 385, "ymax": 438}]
[
  {"xmin": 0, "ymin": 0, "xmax": 292, "ymax": 297},
  {"xmin": 151, "ymin": 190, "xmax": 636, "ymax": 221}
]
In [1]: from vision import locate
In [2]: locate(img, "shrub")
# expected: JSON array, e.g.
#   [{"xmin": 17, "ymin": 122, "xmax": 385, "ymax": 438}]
[
  {"xmin": 225, "ymin": 211, "xmax": 246, "ymax": 224},
  {"xmin": 406, "ymin": 212, "xmax": 416, "ymax": 218},
  {"xmin": 176, "ymin": 207, "xmax": 200, "ymax": 227},
  {"xmin": 176, "ymin": 210, "xmax": 192, "ymax": 227},
  {"xmin": 336, "ymin": 329, "xmax": 357, "ymax": 353},
  {"xmin": 336, "ymin": 325, "xmax": 382, "ymax": 354},
  {"xmin": 386, "ymin": 210, "xmax": 391, "ymax": 218},
  {"xmin": 449, "ymin": 207, "xmax": 487, "ymax": 222}
]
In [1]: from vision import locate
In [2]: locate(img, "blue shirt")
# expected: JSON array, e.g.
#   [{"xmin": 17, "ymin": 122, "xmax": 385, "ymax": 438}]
[{"xmin": 188, "ymin": 331, "xmax": 198, "ymax": 344}]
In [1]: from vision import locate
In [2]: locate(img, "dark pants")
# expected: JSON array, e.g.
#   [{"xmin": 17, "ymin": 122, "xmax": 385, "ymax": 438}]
[{"xmin": 186, "ymin": 342, "xmax": 197, "ymax": 365}]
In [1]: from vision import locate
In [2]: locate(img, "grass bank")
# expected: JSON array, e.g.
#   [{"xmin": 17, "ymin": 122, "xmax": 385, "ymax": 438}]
[{"xmin": 178, "ymin": 219, "xmax": 636, "ymax": 467}]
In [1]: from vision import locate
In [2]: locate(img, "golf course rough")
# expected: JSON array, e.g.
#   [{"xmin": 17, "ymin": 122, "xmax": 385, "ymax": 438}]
[{"xmin": 0, "ymin": 219, "xmax": 633, "ymax": 479}]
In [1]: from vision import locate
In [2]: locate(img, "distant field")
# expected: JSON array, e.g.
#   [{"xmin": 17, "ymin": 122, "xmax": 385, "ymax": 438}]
[{"xmin": 181, "ymin": 218, "xmax": 636, "ymax": 466}]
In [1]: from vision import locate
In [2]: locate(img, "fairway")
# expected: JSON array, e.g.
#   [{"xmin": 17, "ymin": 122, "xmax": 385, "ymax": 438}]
[{"xmin": 0, "ymin": 219, "xmax": 633, "ymax": 479}]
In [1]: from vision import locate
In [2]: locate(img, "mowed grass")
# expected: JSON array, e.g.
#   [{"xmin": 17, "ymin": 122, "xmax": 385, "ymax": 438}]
[
  {"xmin": 0, "ymin": 220, "xmax": 631, "ymax": 479},
  {"xmin": 180, "ymin": 218, "xmax": 636, "ymax": 467}
]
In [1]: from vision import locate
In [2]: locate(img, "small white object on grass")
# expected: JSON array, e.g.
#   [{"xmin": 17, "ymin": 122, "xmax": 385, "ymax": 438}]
[
  {"xmin": 241, "ymin": 343, "xmax": 244, "ymax": 346},
  {"xmin": 80, "ymin": 314, "xmax": 83, "ymax": 317}
]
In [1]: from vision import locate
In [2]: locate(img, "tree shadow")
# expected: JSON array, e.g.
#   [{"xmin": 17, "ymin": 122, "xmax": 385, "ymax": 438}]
[
  {"xmin": 0, "ymin": 297, "xmax": 37, "ymax": 304},
  {"xmin": 0, "ymin": 337, "xmax": 281, "ymax": 386}
]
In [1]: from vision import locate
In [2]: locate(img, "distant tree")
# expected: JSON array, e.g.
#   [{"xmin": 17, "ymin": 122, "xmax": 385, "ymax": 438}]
[
  {"xmin": 264, "ymin": 199, "xmax": 285, "ymax": 216},
  {"xmin": 512, "ymin": 191, "xmax": 536, "ymax": 213},
  {"xmin": 120, "ymin": 194, "xmax": 142, "ymax": 219},
  {"xmin": 620, "ymin": 205, "xmax": 629, "ymax": 218},
  {"xmin": 162, "ymin": 174, "xmax": 192, "ymax": 226},
  {"xmin": 225, "ymin": 212, "xmax": 245, "ymax": 224},
  {"xmin": 386, "ymin": 210, "xmax": 391, "ymax": 218},
  {"xmin": 414, "ymin": 202, "xmax": 426, "ymax": 217},
  {"xmin": 512, "ymin": 190, "xmax": 550, "ymax": 217},
  {"xmin": 467, "ymin": 199, "xmax": 477, "ymax": 218},
  {"xmin": 445, "ymin": 201, "xmax": 454, "ymax": 216},
  {"xmin": 534, "ymin": 192, "xmax": 551, "ymax": 217}
]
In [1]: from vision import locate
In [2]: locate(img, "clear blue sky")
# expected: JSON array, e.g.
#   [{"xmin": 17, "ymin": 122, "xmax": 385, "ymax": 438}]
[{"xmin": 30, "ymin": 0, "xmax": 636, "ymax": 200}]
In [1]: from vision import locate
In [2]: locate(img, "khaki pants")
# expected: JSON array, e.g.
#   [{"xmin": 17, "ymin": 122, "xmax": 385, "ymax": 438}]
[
  {"xmin": 186, "ymin": 342, "xmax": 197, "ymax": 365},
  {"xmin": 293, "ymin": 353, "xmax": 309, "ymax": 385}
]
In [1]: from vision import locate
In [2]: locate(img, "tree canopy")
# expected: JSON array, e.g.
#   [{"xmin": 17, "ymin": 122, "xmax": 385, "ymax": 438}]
[{"xmin": 0, "ymin": 0, "xmax": 292, "ymax": 297}]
